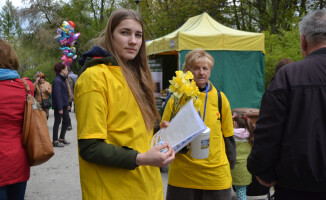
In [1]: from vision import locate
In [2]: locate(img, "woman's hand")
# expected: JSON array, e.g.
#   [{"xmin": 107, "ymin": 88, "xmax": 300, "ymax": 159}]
[
  {"xmin": 136, "ymin": 143, "xmax": 175, "ymax": 167},
  {"xmin": 160, "ymin": 121, "xmax": 169, "ymax": 129}
]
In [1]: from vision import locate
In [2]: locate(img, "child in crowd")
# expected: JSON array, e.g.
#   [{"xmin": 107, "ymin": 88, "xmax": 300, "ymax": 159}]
[{"xmin": 231, "ymin": 112, "xmax": 254, "ymax": 200}]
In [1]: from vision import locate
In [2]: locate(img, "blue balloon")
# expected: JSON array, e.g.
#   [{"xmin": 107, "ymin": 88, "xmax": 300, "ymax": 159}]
[{"xmin": 67, "ymin": 52, "xmax": 74, "ymax": 57}]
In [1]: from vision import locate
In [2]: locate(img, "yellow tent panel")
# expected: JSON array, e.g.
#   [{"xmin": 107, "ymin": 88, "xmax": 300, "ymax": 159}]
[{"xmin": 146, "ymin": 12, "xmax": 264, "ymax": 55}]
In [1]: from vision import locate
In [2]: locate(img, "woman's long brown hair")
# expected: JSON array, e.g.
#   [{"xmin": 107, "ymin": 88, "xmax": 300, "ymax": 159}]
[
  {"xmin": 97, "ymin": 8, "xmax": 160, "ymax": 131},
  {"xmin": 0, "ymin": 39, "xmax": 19, "ymax": 70}
]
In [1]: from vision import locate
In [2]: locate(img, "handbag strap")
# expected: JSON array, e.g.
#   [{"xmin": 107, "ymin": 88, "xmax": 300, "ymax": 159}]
[
  {"xmin": 20, "ymin": 78, "xmax": 32, "ymax": 146},
  {"xmin": 217, "ymin": 89, "xmax": 222, "ymax": 122},
  {"xmin": 21, "ymin": 78, "xmax": 32, "ymax": 98},
  {"xmin": 38, "ymin": 83, "xmax": 44, "ymax": 102}
]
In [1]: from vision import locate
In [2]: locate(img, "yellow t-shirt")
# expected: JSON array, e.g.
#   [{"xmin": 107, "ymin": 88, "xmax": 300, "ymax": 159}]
[
  {"xmin": 162, "ymin": 84, "xmax": 234, "ymax": 190},
  {"xmin": 75, "ymin": 64, "xmax": 163, "ymax": 200}
]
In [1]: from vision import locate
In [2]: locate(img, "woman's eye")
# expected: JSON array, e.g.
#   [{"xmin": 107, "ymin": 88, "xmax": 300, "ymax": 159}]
[
  {"xmin": 121, "ymin": 31, "xmax": 129, "ymax": 35},
  {"xmin": 136, "ymin": 33, "xmax": 142, "ymax": 38}
]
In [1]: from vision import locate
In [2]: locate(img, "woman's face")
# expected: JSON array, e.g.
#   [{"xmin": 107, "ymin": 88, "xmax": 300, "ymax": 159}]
[
  {"xmin": 112, "ymin": 19, "xmax": 142, "ymax": 61},
  {"xmin": 189, "ymin": 59, "xmax": 212, "ymax": 89},
  {"xmin": 39, "ymin": 76, "xmax": 45, "ymax": 84},
  {"xmin": 61, "ymin": 66, "xmax": 69, "ymax": 77}
]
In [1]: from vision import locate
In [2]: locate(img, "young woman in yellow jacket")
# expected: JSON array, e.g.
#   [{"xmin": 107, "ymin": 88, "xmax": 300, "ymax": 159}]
[{"xmin": 75, "ymin": 8, "xmax": 175, "ymax": 200}]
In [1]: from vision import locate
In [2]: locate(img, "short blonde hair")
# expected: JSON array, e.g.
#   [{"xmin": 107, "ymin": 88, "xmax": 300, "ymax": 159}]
[
  {"xmin": 182, "ymin": 48, "xmax": 214, "ymax": 72},
  {"xmin": 0, "ymin": 39, "xmax": 19, "ymax": 70}
]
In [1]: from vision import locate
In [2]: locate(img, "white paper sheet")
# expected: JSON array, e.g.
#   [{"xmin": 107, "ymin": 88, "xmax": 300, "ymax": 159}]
[{"xmin": 151, "ymin": 99, "xmax": 207, "ymax": 153}]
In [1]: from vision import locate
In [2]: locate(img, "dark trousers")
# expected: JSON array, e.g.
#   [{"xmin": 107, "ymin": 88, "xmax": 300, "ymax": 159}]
[
  {"xmin": 0, "ymin": 181, "xmax": 27, "ymax": 200},
  {"xmin": 274, "ymin": 186, "xmax": 326, "ymax": 200},
  {"xmin": 53, "ymin": 107, "xmax": 71, "ymax": 141},
  {"xmin": 166, "ymin": 184, "xmax": 231, "ymax": 200}
]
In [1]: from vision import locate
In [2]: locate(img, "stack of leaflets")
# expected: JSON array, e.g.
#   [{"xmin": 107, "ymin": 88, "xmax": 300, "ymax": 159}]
[{"xmin": 151, "ymin": 99, "xmax": 207, "ymax": 153}]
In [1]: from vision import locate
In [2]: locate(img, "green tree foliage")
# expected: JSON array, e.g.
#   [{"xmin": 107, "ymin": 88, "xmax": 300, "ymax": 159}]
[
  {"xmin": 17, "ymin": 27, "xmax": 61, "ymax": 83},
  {"xmin": 0, "ymin": 0, "xmax": 22, "ymax": 40},
  {"xmin": 119, "ymin": 0, "xmax": 232, "ymax": 40},
  {"xmin": 306, "ymin": 0, "xmax": 326, "ymax": 10},
  {"xmin": 56, "ymin": 0, "xmax": 117, "ymax": 55},
  {"xmin": 20, "ymin": 0, "xmax": 59, "ymax": 30},
  {"xmin": 0, "ymin": 0, "xmax": 319, "ymax": 87},
  {"xmin": 53, "ymin": 0, "xmax": 118, "ymax": 74},
  {"xmin": 229, "ymin": 0, "xmax": 300, "ymax": 33},
  {"xmin": 11, "ymin": 0, "xmax": 119, "ymax": 81},
  {"xmin": 264, "ymin": 29, "xmax": 302, "ymax": 88},
  {"xmin": 122, "ymin": 0, "xmax": 232, "ymax": 40}
]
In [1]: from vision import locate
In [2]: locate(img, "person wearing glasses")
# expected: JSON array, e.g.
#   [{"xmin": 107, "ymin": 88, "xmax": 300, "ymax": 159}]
[{"xmin": 34, "ymin": 73, "xmax": 52, "ymax": 119}]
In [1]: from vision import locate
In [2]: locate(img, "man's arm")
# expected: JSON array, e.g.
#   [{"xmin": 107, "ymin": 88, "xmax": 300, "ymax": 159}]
[
  {"xmin": 247, "ymin": 87, "xmax": 289, "ymax": 184},
  {"xmin": 224, "ymin": 136, "xmax": 236, "ymax": 169}
]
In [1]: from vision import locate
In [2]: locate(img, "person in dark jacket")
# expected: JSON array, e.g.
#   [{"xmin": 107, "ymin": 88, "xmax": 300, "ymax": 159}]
[
  {"xmin": 246, "ymin": 58, "xmax": 293, "ymax": 199},
  {"xmin": 52, "ymin": 62, "xmax": 71, "ymax": 147},
  {"xmin": 247, "ymin": 10, "xmax": 326, "ymax": 200}
]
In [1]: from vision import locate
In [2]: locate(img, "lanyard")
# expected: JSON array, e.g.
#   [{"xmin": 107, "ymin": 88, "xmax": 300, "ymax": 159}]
[{"xmin": 198, "ymin": 84, "xmax": 208, "ymax": 122}]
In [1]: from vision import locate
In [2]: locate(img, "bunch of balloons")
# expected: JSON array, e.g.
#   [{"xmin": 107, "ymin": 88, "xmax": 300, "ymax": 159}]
[{"xmin": 55, "ymin": 21, "xmax": 80, "ymax": 67}]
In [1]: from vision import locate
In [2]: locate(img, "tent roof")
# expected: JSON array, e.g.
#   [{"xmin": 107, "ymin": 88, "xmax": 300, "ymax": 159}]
[{"xmin": 146, "ymin": 12, "xmax": 265, "ymax": 55}]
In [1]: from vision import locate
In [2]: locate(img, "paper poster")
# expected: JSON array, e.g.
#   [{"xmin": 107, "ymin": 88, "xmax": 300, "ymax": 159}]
[{"xmin": 151, "ymin": 99, "xmax": 207, "ymax": 153}]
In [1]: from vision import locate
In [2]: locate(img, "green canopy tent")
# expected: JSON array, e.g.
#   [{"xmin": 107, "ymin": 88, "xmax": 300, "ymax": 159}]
[{"xmin": 146, "ymin": 12, "xmax": 265, "ymax": 109}]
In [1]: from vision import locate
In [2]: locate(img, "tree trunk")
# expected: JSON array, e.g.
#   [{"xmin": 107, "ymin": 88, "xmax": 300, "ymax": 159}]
[
  {"xmin": 99, "ymin": 0, "xmax": 104, "ymax": 24},
  {"xmin": 233, "ymin": 0, "xmax": 240, "ymax": 29},
  {"xmin": 90, "ymin": 0, "xmax": 98, "ymax": 26},
  {"xmin": 299, "ymin": 0, "xmax": 307, "ymax": 17},
  {"xmin": 255, "ymin": 0, "xmax": 267, "ymax": 31},
  {"xmin": 247, "ymin": 2, "xmax": 253, "ymax": 31},
  {"xmin": 320, "ymin": 0, "xmax": 325, "ymax": 9},
  {"xmin": 271, "ymin": 0, "xmax": 279, "ymax": 34}
]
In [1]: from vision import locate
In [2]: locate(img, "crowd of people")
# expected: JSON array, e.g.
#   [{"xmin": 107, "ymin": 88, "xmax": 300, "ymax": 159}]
[{"xmin": 0, "ymin": 7, "xmax": 326, "ymax": 200}]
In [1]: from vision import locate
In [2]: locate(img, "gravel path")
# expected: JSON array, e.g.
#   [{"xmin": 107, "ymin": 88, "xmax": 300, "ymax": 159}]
[{"xmin": 25, "ymin": 110, "xmax": 81, "ymax": 200}]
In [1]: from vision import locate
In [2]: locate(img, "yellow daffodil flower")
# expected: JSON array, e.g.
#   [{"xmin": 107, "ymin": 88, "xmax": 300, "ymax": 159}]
[{"xmin": 168, "ymin": 70, "xmax": 202, "ymax": 119}]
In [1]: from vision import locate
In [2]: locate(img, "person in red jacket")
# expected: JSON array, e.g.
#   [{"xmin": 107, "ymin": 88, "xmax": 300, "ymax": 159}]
[{"xmin": 0, "ymin": 39, "xmax": 34, "ymax": 199}]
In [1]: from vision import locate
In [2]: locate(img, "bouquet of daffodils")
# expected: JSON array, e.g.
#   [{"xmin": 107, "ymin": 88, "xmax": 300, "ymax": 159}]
[{"xmin": 168, "ymin": 71, "xmax": 202, "ymax": 119}]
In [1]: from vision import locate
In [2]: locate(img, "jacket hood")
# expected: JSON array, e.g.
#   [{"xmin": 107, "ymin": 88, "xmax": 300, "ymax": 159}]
[
  {"xmin": 78, "ymin": 46, "xmax": 112, "ymax": 67},
  {"xmin": 78, "ymin": 46, "xmax": 118, "ymax": 74}
]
